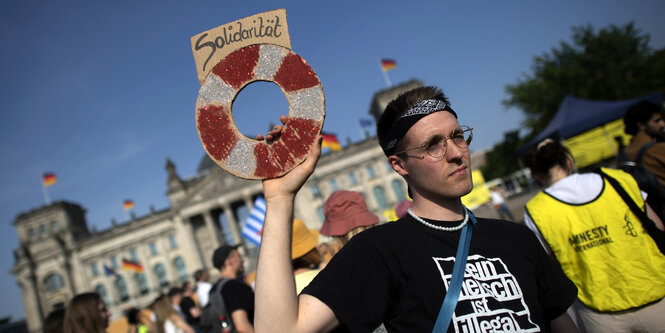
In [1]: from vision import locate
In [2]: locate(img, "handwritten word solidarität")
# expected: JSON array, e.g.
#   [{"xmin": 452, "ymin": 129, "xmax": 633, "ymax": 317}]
[{"xmin": 191, "ymin": 9, "xmax": 291, "ymax": 84}]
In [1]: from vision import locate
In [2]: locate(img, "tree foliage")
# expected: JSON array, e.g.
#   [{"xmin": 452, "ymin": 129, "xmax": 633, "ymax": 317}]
[
  {"xmin": 504, "ymin": 22, "xmax": 665, "ymax": 139},
  {"xmin": 480, "ymin": 22, "xmax": 664, "ymax": 181},
  {"xmin": 480, "ymin": 130, "xmax": 521, "ymax": 181}
]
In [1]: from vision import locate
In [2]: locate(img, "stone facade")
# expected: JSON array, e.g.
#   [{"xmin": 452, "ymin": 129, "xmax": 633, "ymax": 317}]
[
  {"xmin": 11, "ymin": 134, "xmax": 411, "ymax": 333},
  {"xmin": 11, "ymin": 81, "xmax": 425, "ymax": 332}
]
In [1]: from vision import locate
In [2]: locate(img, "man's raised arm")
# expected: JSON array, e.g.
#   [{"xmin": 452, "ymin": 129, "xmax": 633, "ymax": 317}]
[{"xmin": 254, "ymin": 125, "xmax": 338, "ymax": 333}]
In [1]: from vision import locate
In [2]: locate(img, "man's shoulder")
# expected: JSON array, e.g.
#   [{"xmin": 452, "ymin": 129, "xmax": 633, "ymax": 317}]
[
  {"xmin": 181, "ymin": 296, "xmax": 195, "ymax": 307},
  {"xmin": 475, "ymin": 216, "xmax": 533, "ymax": 235},
  {"xmin": 626, "ymin": 132, "xmax": 657, "ymax": 160},
  {"xmin": 646, "ymin": 141, "xmax": 665, "ymax": 156},
  {"xmin": 360, "ymin": 218, "xmax": 413, "ymax": 239}
]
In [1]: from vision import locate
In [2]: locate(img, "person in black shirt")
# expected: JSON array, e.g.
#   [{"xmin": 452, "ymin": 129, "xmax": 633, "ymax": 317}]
[
  {"xmin": 254, "ymin": 86, "xmax": 578, "ymax": 332},
  {"xmin": 212, "ymin": 245, "xmax": 254, "ymax": 332},
  {"xmin": 179, "ymin": 282, "xmax": 200, "ymax": 332}
]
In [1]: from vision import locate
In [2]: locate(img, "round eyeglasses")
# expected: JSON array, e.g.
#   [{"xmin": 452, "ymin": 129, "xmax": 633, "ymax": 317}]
[{"xmin": 394, "ymin": 126, "xmax": 473, "ymax": 158}]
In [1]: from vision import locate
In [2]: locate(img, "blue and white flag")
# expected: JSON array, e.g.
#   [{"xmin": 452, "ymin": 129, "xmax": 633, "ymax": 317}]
[{"xmin": 242, "ymin": 196, "xmax": 266, "ymax": 246}]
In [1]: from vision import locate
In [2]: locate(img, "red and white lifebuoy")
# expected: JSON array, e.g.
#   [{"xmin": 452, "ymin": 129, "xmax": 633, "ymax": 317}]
[{"xmin": 195, "ymin": 44, "xmax": 325, "ymax": 179}]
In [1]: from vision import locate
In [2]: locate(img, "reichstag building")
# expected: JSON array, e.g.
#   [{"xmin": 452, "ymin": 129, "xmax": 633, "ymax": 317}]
[{"xmin": 11, "ymin": 80, "xmax": 424, "ymax": 332}]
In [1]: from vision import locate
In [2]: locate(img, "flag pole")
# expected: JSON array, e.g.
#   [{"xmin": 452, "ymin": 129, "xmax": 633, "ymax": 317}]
[
  {"xmin": 357, "ymin": 120, "xmax": 368, "ymax": 140},
  {"xmin": 42, "ymin": 183, "xmax": 51, "ymax": 205},
  {"xmin": 379, "ymin": 59, "xmax": 392, "ymax": 87}
]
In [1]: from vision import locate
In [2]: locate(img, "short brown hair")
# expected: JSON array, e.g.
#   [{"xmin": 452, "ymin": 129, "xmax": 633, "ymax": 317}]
[{"xmin": 377, "ymin": 86, "xmax": 451, "ymax": 154}]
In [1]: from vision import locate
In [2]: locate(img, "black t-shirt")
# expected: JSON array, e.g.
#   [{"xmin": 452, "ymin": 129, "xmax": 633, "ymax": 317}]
[
  {"xmin": 220, "ymin": 278, "xmax": 255, "ymax": 325},
  {"xmin": 302, "ymin": 216, "xmax": 577, "ymax": 333},
  {"xmin": 180, "ymin": 296, "xmax": 198, "ymax": 326}
]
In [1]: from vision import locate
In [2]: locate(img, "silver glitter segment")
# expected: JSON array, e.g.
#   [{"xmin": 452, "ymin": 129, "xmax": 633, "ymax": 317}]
[
  {"xmin": 197, "ymin": 74, "xmax": 235, "ymax": 106},
  {"xmin": 224, "ymin": 138, "xmax": 257, "ymax": 177},
  {"xmin": 255, "ymin": 45, "xmax": 287, "ymax": 81},
  {"xmin": 286, "ymin": 86, "xmax": 325, "ymax": 121}
]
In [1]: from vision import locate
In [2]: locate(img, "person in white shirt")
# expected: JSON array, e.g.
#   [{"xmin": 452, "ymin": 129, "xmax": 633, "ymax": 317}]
[{"xmin": 194, "ymin": 269, "xmax": 212, "ymax": 308}]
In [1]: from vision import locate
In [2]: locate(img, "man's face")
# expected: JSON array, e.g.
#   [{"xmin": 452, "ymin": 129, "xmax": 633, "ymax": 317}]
[
  {"xmin": 392, "ymin": 111, "xmax": 473, "ymax": 202},
  {"xmin": 642, "ymin": 112, "xmax": 665, "ymax": 138},
  {"xmin": 227, "ymin": 249, "xmax": 245, "ymax": 275}
]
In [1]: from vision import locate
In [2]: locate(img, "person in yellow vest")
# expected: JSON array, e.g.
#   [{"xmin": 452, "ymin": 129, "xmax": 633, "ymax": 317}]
[{"xmin": 523, "ymin": 138, "xmax": 665, "ymax": 332}]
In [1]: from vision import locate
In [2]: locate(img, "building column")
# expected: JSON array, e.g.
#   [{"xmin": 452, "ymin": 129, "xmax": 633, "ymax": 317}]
[
  {"xmin": 222, "ymin": 204, "xmax": 242, "ymax": 245},
  {"xmin": 382, "ymin": 177, "xmax": 399, "ymax": 206},
  {"xmin": 18, "ymin": 274, "xmax": 43, "ymax": 333},
  {"xmin": 243, "ymin": 196, "xmax": 254, "ymax": 212},
  {"xmin": 139, "ymin": 244, "xmax": 159, "ymax": 293},
  {"xmin": 69, "ymin": 252, "xmax": 85, "ymax": 293},
  {"xmin": 158, "ymin": 237, "xmax": 177, "ymax": 285},
  {"xmin": 202, "ymin": 210, "xmax": 221, "ymax": 249},
  {"xmin": 181, "ymin": 215, "xmax": 207, "ymax": 270}
]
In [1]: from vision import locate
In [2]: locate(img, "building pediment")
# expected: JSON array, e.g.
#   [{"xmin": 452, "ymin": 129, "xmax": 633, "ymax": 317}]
[{"xmin": 181, "ymin": 166, "xmax": 261, "ymax": 209}]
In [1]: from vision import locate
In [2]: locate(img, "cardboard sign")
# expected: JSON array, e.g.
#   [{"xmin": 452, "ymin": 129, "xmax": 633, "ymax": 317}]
[{"xmin": 191, "ymin": 9, "xmax": 291, "ymax": 84}]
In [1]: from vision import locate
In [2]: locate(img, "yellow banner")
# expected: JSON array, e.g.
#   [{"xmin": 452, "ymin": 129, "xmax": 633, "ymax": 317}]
[
  {"xmin": 564, "ymin": 118, "xmax": 631, "ymax": 168},
  {"xmin": 462, "ymin": 170, "xmax": 491, "ymax": 210},
  {"xmin": 383, "ymin": 209, "xmax": 398, "ymax": 222}
]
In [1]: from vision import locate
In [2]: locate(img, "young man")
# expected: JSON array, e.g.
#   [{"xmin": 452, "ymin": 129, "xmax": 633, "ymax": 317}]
[
  {"xmin": 212, "ymin": 245, "xmax": 255, "ymax": 333},
  {"xmin": 623, "ymin": 100, "xmax": 665, "ymax": 186},
  {"xmin": 255, "ymin": 86, "xmax": 578, "ymax": 332}
]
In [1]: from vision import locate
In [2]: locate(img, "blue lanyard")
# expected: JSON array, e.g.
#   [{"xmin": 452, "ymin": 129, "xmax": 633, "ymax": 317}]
[{"xmin": 432, "ymin": 209, "xmax": 476, "ymax": 333}]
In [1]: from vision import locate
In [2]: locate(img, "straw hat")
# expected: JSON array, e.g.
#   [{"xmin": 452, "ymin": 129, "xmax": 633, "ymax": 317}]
[{"xmin": 291, "ymin": 219, "xmax": 319, "ymax": 259}]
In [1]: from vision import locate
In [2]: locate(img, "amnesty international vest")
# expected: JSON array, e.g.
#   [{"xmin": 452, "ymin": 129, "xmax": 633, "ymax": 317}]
[{"xmin": 526, "ymin": 168, "xmax": 665, "ymax": 312}]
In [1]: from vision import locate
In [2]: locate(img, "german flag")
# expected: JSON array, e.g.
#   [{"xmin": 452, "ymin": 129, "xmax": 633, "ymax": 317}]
[
  {"xmin": 122, "ymin": 259, "xmax": 143, "ymax": 273},
  {"xmin": 42, "ymin": 172, "xmax": 57, "ymax": 187},
  {"xmin": 381, "ymin": 59, "xmax": 396, "ymax": 71},
  {"xmin": 123, "ymin": 200, "xmax": 134, "ymax": 211},
  {"xmin": 321, "ymin": 132, "xmax": 342, "ymax": 151}
]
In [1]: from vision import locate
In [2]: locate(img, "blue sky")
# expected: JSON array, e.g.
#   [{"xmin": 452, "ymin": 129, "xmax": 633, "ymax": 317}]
[{"xmin": 1, "ymin": 0, "xmax": 663, "ymax": 321}]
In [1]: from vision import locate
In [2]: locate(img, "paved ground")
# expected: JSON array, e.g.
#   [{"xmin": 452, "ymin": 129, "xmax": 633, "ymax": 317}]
[{"xmin": 471, "ymin": 188, "xmax": 541, "ymax": 224}]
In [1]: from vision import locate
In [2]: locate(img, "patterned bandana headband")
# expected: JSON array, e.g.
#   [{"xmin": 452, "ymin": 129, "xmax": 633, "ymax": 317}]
[{"xmin": 381, "ymin": 99, "xmax": 457, "ymax": 156}]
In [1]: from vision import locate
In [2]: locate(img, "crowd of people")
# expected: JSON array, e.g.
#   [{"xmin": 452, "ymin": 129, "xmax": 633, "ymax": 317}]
[{"xmin": 42, "ymin": 87, "xmax": 665, "ymax": 332}]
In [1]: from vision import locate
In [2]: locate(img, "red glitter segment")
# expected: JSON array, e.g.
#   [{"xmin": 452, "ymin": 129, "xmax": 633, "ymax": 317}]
[
  {"xmin": 196, "ymin": 105, "xmax": 239, "ymax": 162},
  {"xmin": 273, "ymin": 53, "xmax": 320, "ymax": 92},
  {"xmin": 281, "ymin": 118, "xmax": 320, "ymax": 159},
  {"xmin": 253, "ymin": 118, "xmax": 321, "ymax": 178},
  {"xmin": 211, "ymin": 45, "xmax": 260, "ymax": 90},
  {"xmin": 253, "ymin": 143, "xmax": 281, "ymax": 178}
]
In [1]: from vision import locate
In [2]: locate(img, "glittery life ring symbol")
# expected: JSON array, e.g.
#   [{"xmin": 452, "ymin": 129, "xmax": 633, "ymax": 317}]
[{"xmin": 195, "ymin": 44, "xmax": 325, "ymax": 180}]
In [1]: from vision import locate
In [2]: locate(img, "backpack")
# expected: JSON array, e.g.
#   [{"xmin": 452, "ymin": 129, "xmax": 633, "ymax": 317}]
[
  {"xmin": 199, "ymin": 278, "xmax": 235, "ymax": 333},
  {"xmin": 618, "ymin": 141, "xmax": 665, "ymax": 222}
]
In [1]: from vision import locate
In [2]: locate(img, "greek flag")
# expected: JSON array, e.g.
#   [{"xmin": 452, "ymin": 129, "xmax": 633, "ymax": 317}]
[{"xmin": 242, "ymin": 196, "xmax": 266, "ymax": 246}]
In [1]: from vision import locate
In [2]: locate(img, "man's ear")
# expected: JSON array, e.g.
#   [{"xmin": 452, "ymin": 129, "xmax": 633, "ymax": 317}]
[{"xmin": 388, "ymin": 155, "xmax": 408, "ymax": 177}]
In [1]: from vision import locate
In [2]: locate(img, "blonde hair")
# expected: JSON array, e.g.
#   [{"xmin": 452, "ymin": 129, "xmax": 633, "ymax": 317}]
[
  {"xmin": 151, "ymin": 296, "xmax": 179, "ymax": 333},
  {"xmin": 292, "ymin": 248, "xmax": 322, "ymax": 270},
  {"xmin": 333, "ymin": 225, "xmax": 373, "ymax": 247}
]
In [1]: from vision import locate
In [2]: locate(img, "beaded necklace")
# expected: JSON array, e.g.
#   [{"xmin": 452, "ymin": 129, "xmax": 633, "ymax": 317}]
[{"xmin": 407, "ymin": 208, "xmax": 469, "ymax": 232}]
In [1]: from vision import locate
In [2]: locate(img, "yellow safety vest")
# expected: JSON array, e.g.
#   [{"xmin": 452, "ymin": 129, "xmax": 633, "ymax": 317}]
[{"xmin": 526, "ymin": 168, "xmax": 665, "ymax": 312}]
